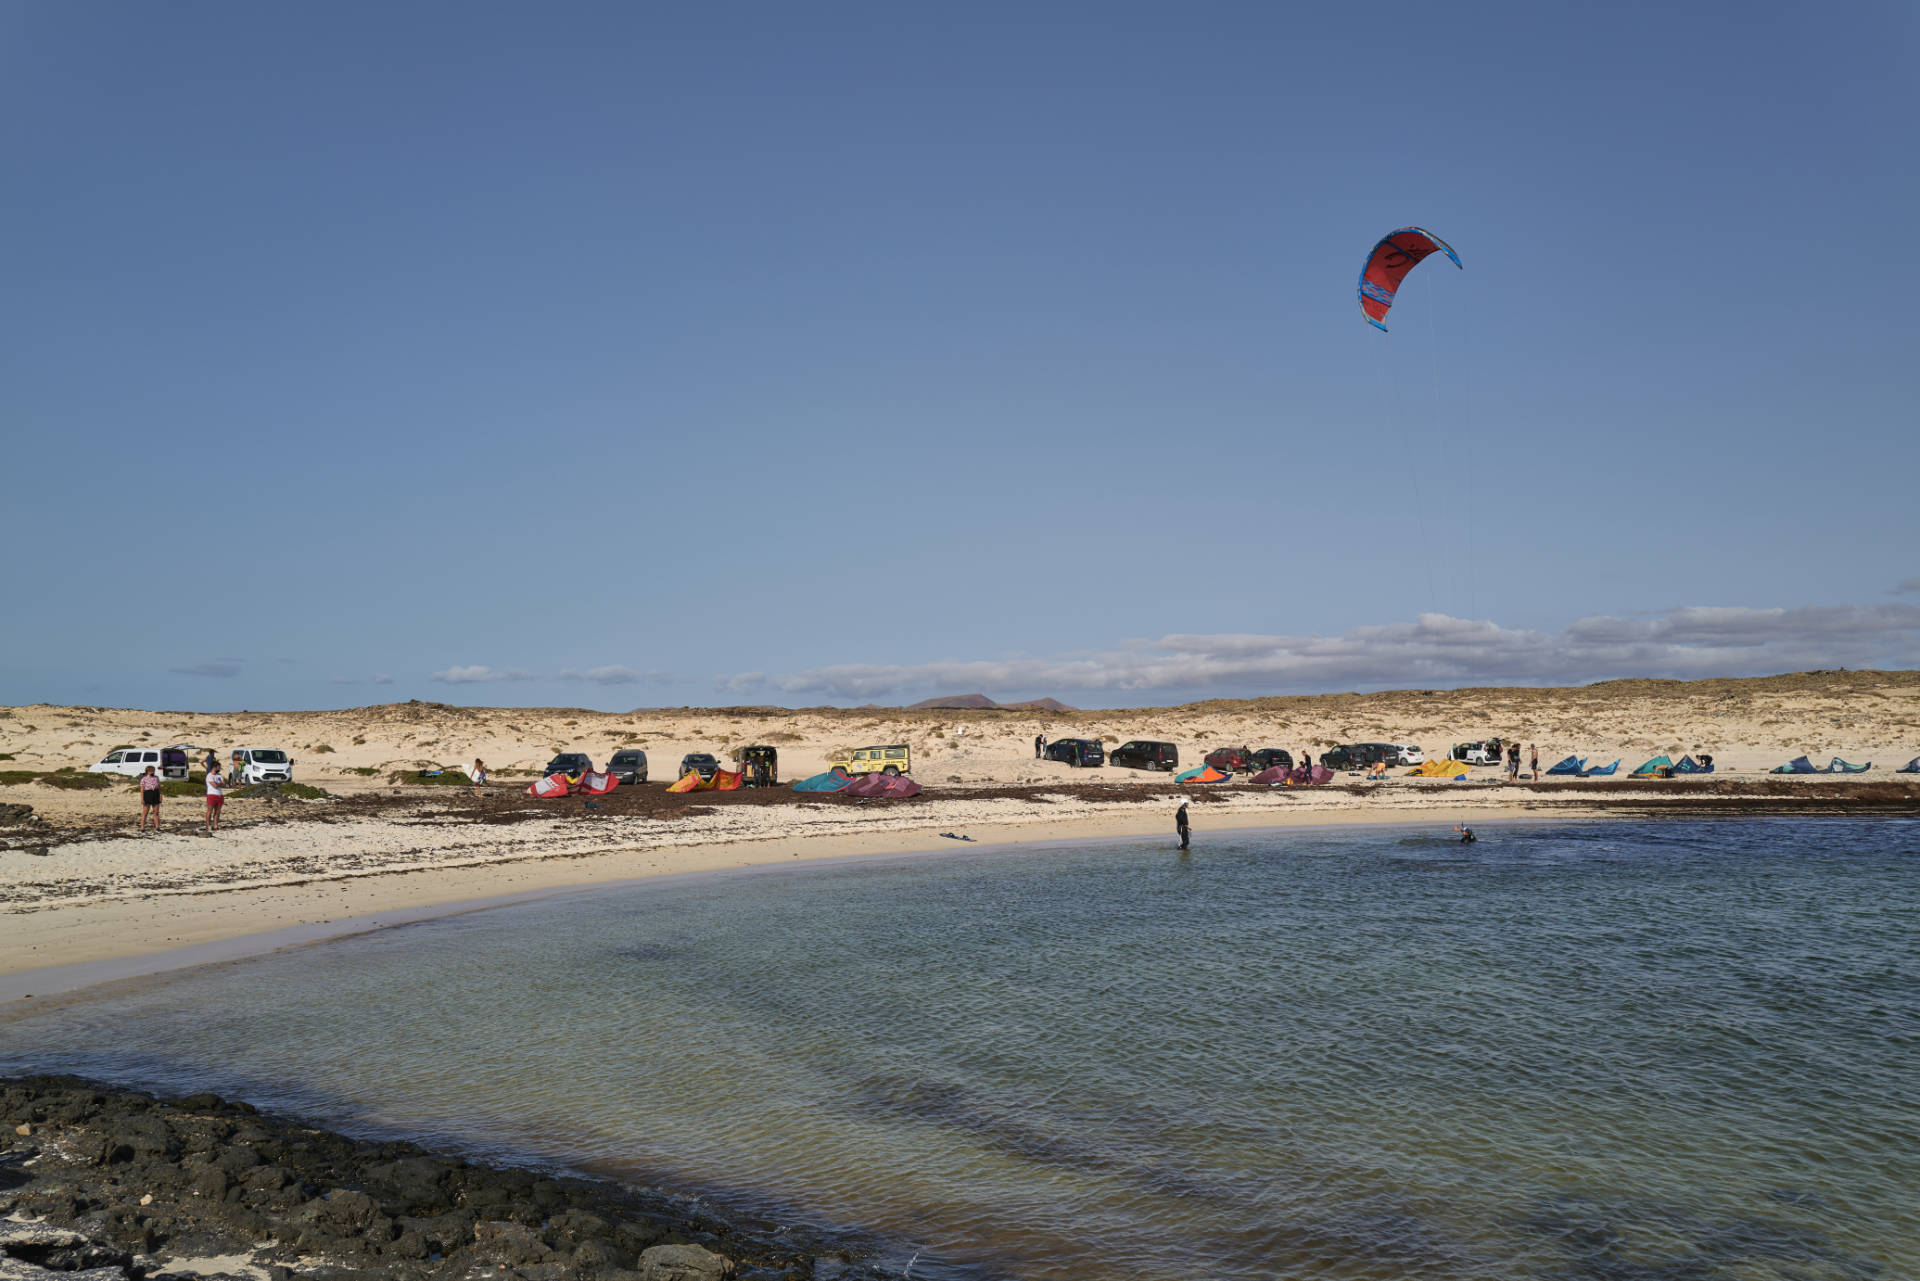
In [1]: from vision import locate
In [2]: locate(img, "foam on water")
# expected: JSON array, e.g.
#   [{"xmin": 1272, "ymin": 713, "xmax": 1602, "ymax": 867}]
[{"xmin": 4, "ymin": 818, "xmax": 1917, "ymax": 1279}]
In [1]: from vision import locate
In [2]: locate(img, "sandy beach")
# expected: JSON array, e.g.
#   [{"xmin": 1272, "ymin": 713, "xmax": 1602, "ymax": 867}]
[{"xmin": 4, "ymin": 668, "xmax": 1916, "ymax": 995}]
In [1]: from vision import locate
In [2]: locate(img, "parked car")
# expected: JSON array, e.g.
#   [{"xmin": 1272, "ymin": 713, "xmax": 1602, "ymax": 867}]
[
  {"xmin": 829, "ymin": 744, "xmax": 912, "ymax": 776},
  {"xmin": 1321, "ymin": 743, "xmax": 1398, "ymax": 771},
  {"xmin": 732, "ymin": 745, "xmax": 779, "ymax": 785},
  {"xmin": 231, "ymin": 748, "xmax": 295, "ymax": 785},
  {"xmin": 1247, "ymin": 748, "xmax": 1294, "ymax": 774},
  {"xmin": 88, "ymin": 746, "xmax": 191, "ymax": 780},
  {"xmin": 606, "ymin": 749, "xmax": 648, "ymax": 785},
  {"xmin": 1389, "ymin": 743, "xmax": 1425, "ymax": 765},
  {"xmin": 1044, "ymin": 738, "xmax": 1105, "ymax": 767},
  {"xmin": 678, "ymin": 753, "xmax": 720, "ymax": 781},
  {"xmin": 1450, "ymin": 739, "xmax": 1504, "ymax": 765},
  {"xmin": 1110, "ymin": 740, "xmax": 1179, "ymax": 772},
  {"xmin": 544, "ymin": 753, "xmax": 595, "ymax": 777},
  {"xmin": 1204, "ymin": 746, "xmax": 1253, "ymax": 774}
]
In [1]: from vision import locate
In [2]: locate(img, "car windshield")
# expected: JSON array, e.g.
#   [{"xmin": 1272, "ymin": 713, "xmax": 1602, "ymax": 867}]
[
  {"xmin": 611, "ymin": 752, "xmax": 639, "ymax": 763},
  {"xmin": 250, "ymin": 750, "xmax": 288, "ymax": 763},
  {"xmin": 687, "ymin": 755, "xmax": 715, "ymax": 764}
]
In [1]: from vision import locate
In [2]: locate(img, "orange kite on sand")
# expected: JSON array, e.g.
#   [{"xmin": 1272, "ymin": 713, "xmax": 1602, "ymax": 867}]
[{"xmin": 666, "ymin": 769, "xmax": 744, "ymax": 793}]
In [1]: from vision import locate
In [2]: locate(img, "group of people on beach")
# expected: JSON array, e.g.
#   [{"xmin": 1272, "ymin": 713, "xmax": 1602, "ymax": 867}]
[{"xmin": 133, "ymin": 747, "xmax": 229, "ymax": 835}]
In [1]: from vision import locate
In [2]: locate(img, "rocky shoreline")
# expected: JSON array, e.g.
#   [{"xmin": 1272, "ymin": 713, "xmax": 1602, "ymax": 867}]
[{"xmin": 1, "ymin": 1077, "xmax": 899, "ymax": 1281}]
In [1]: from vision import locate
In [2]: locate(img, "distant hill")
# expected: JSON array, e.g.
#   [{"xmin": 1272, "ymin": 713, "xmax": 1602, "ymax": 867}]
[{"xmin": 906, "ymin": 693, "xmax": 1077, "ymax": 712}]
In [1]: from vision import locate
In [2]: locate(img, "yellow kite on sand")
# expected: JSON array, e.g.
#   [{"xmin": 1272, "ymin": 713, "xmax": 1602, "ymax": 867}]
[{"xmin": 1407, "ymin": 758, "xmax": 1470, "ymax": 779}]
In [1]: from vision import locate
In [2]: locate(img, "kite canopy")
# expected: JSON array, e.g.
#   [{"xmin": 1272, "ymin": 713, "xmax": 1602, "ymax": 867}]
[
  {"xmin": 1357, "ymin": 226, "xmax": 1461, "ymax": 331},
  {"xmin": 1544, "ymin": 755, "xmax": 1587, "ymax": 776}
]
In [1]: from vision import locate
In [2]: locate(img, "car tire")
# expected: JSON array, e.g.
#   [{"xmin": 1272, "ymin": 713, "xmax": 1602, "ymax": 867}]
[{"xmin": 883, "ymin": 765, "xmax": 899, "ymax": 776}]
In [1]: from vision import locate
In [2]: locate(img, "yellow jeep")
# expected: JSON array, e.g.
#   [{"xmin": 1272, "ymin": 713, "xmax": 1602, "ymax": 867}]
[{"xmin": 830, "ymin": 744, "xmax": 912, "ymax": 776}]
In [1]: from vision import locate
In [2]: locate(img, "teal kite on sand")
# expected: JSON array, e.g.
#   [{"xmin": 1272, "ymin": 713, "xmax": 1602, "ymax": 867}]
[
  {"xmin": 1630, "ymin": 755, "xmax": 1673, "ymax": 777},
  {"xmin": 791, "ymin": 768, "xmax": 853, "ymax": 792},
  {"xmin": 1829, "ymin": 757, "xmax": 1872, "ymax": 774}
]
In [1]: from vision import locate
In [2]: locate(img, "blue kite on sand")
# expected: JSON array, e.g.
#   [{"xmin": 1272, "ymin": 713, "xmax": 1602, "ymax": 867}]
[
  {"xmin": 1898, "ymin": 756, "xmax": 1920, "ymax": 774},
  {"xmin": 1584, "ymin": 760, "xmax": 1620, "ymax": 776},
  {"xmin": 1544, "ymin": 755, "xmax": 1586, "ymax": 776}
]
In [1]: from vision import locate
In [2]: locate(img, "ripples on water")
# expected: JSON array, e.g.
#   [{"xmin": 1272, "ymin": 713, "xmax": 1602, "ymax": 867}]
[{"xmin": 4, "ymin": 819, "xmax": 1916, "ymax": 1280}]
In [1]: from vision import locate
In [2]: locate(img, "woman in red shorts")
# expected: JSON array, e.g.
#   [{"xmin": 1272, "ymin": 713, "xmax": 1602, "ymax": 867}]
[{"xmin": 204, "ymin": 764, "xmax": 224, "ymax": 833}]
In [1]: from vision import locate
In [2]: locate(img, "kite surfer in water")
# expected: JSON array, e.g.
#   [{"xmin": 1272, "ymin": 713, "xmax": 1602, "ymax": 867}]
[
  {"xmin": 1176, "ymin": 802, "xmax": 1191, "ymax": 852},
  {"xmin": 1453, "ymin": 824, "xmax": 1476, "ymax": 844}
]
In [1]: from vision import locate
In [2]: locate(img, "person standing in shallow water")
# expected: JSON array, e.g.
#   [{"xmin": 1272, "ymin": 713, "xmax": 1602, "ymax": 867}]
[{"xmin": 1175, "ymin": 802, "xmax": 1191, "ymax": 851}]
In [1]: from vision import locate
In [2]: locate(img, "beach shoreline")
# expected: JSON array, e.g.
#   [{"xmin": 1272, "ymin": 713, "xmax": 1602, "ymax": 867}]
[{"xmin": 7, "ymin": 776, "xmax": 1918, "ymax": 1007}]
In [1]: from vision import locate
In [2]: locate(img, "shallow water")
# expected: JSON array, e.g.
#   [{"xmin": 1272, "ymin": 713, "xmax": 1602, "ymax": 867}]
[{"xmin": 4, "ymin": 818, "xmax": 1917, "ymax": 1280}]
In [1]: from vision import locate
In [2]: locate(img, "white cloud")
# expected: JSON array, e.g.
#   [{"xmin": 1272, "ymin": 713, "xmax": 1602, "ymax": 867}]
[
  {"xmin": 557, "ymin": 665, "xmax": 671, "ymax": 687},
  {"xmin": 372, "ymin": 673, "xmax": 394, "ymax": 685},
  {"xmin": 334, "ymin": 672, "xmax": 397, "ymax": 686},
  {"xmin": 733, "ymin": 603, "xmax": 1920, "ymax": 701},
  {"xmin": 1894, "ymin": 578, "xmax": 1920, "ymax": 596},
  {"xmin": 432, "ymin": 665, "xmax": 535, "ymax": 685}
]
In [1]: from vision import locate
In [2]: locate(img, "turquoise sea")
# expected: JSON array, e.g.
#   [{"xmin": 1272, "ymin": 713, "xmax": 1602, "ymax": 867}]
[{"xmin": 3, "ymin": 818, "xmax": 1916, "ymax": 1280}]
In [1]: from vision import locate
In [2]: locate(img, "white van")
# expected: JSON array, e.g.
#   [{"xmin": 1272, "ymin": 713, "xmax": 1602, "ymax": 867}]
[
  {"xmin": 232, "ymin": 749, "xmax": 295, "ymax": 784},
  {"xmin": 90, "ymin": 746, "xmax": 191, "ymax": 780}
]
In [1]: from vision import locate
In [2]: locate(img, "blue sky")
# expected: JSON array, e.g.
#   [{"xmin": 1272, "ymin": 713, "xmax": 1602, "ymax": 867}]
[{"xmin": 3, "ymin": 1, "xmax": 1916, "ymax": 710}]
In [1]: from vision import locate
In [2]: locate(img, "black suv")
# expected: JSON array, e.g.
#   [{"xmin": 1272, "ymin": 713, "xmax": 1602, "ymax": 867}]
[
  {"xmin": 544, "ymin": 753, "xmax": 594, "ymax": 777},
  {"xmin": 1248, "ymin": 748, "xmax": 1294, "ymax": 773},
  {"xmin": 1110, "ymin": 740, "xmax": 1179, "ymax": 772},
  {"xmin": 607, "ymin": 749, "xmax": 648, "ymax": 785},
  {"xmin": 1044, "ymin": 738, "xmax": 1105, "ymax": 767},
  {"xmin": 1320, "ymin": 743, "xmax": 1393, "ymax": 771},
  {"xmin": 678, "ymin": 753, "xmax": 720, "ymax": 781}
]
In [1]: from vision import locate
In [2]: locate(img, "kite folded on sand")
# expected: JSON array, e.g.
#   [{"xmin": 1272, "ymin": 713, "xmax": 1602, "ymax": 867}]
[{"xmin": 528, "ymin": 771, "xmax": 618, "ymax": 798}]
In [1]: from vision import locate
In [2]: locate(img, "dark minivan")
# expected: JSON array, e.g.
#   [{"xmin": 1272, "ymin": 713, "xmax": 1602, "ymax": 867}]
[
  {"xmin": 1320, "ymin": 743, "xmax": 1394, "ymax": 771},
  {"xmin": 607, "ymin": 749, "xmax": 648, "ymax": 785},
  {"xmin": 1110, "ymin": 740, "xmax": 1179, "ymax": 772},
  {"xmin": 544, "ymin": 752, "xmax": 594, "ymax": 777},
  {"xmin": 1044, "ymin": 738, "xmax": 1105, "ymax": 767}
]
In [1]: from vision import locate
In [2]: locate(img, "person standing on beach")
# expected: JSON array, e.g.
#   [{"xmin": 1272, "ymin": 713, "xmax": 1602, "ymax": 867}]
[
  {"xmin": 1529, "ymin": 744, "xmax": 1539, "ymax": 780},
  {"xmin": 204, "ymin": 763, "xmax": 224, "ymax": 833},
  {"xmin": 138, "ymin": 765, "xmax": 162, "ymax": 832},
  {"xmin": 203, "ymin": 748, "xmax": 218, "ymax": 775},
  {"xmin": 1506, "ymin": 742, "xmax": 1521, "ymax": 782},
  {"xmin": 1175, "ymin": 802, "xmax": 1191, "ymax": 851},
  {"xmin": 1301, "ymin": 749, "xmax": 1313, "ymax": 772},
  {"xmin": 1035, "ymin": 734, "xmax": 1044, "ymax": 759},
  {"xmin": 469, "ymin": 758, "xmax": 487, "ymax": 798}
]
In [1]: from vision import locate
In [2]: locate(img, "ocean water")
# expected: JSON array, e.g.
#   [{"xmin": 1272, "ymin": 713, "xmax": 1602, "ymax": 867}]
[{"xmin": 3, "ymin": 818, "xmax": 1917, "ymax": 1280}]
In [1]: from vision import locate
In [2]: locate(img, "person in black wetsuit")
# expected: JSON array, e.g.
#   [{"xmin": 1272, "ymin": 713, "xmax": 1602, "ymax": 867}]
[
  {"xmin": 1035, "ymin": 735, "xmax": 1044, "ymax": 759},
  {"xmin": 1454, "ymin": 824, "xmax": 1476, "ymax": 844},
  {"xmin": 1175, "ymin": 802, "xmax": 1191, "ymax": 851}
]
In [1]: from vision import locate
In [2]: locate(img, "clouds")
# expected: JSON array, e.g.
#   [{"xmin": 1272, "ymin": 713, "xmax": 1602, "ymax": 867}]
[
  {"xmin": 171, "ymin": 660, "xmax": 242, "ymax": 679},
  {"xmin": 726, "ymin": 602, "xmax": 1920, "ymax": 702},
  {"xmin": 330, "ymin": 673, "xmax": 396, "ymax": 686},
  {"xmin": 431, "ymin": 665, "xmax": 535, "ymax": 685},
  {"xmin": 1895, "ymin": 578, "xmax": 1920, "ymax": 596},
  {"xmin": 557, "ymin": 665, "xmax": 672, "ymax": 687}
]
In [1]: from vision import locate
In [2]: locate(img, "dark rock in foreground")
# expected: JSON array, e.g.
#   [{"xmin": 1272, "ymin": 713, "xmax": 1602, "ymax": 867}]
[{"xmin": 1, "ymin": 1077, "xmax": 892, "ymax": 1280}]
